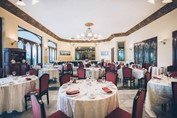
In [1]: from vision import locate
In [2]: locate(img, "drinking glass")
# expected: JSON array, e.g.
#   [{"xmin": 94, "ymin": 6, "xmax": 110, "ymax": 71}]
[
  {"xmin": 102, "ymin": 77, "xmax": 105, "ymax": 83},
  {"xmin": 26, "ymin": 71, "xmax": 29, "ymax": 76},
  {"xmin": 12, "ymin": 71, "xmax": 16, "ymax": 76},
  {"xmin": 70, "ymin": 77, "xmax": 73, "ymax": 84}
]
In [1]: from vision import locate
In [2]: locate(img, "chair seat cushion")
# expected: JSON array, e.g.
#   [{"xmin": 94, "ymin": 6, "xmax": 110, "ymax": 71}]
[
  {"xmin": 25, "ymin": 89, "xmax": 39, "ymax": 97},
  {"xmin": 47, "ymin": 110, "xmax": 69, "ymax": 118},
  {"xmin": 106, "ymin": 107, "xmax": 132, "ymax": 118}
]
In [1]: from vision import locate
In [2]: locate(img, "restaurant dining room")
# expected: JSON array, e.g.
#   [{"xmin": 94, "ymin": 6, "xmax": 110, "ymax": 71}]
[{"xmin": 0, "ymin": 0, "xmax": 177, "ymax": 118}]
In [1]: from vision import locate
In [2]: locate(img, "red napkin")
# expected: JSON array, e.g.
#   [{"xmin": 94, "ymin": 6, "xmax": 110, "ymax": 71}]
[
  {"xmin": 153, "ymin": 76, "xmax": 161, "ymax": 80},
  {"xmin": 73, "ymin": 79, "xmax": 77, "ymax": 83},
  {"xmin": 26, "ymin": 78, "xmax": 31, "ymax": 81},
  {"xmin": 66, "ymin": 90, "xmax": 80, "ymax": 95},
  {"xmin": 97, "ymin": 80, "xmax": 103, "ymax": 82},
  {"xmin": 102, "ymin": 87, "xmax": 112, "ymax": 93}
]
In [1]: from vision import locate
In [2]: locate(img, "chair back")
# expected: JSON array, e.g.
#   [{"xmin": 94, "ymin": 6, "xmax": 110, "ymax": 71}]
[
  {"xmin": 0, "ymin": 68, "xmax": 3, "ymax": 78},
  {"xmin": 109, "ymin": 64, "xmax": 115, "ymax": 71},
  {"xmin": 172, "ymin": 82, "xmax": 177, "ymax": 105},
  {"xmin": 78, "ymin": 68, "xmax": 86, "ymax": 79},
  {"xmin": 85, "ymin": 63, "xmax": 91, "ymax": 68},
  {"xmin": 78, "ymin": 63, "xmax": 84, "ymax": 68},
  {"xmin": 67, "ymin": 63, "xmax": 73, "ymax": 71},
  {"xmin": 145, "ymin": 72, "xmax": 151, "ymax": 90},
  {"xmin": 167, "ymin": 65, "xmax": 176, "ymax": 72},
  {"xmin": 60, "ymin": 73, "xmax": 71, "ymax": 86},
  {"xmin": 170, "ymin": 71, "xmax": 177, "ymax": 78},
  {"xmin": 117, "ymin": 65, "xmax": 121, "ymax": 70},
  {"xmin": 39, "ymin": 74, "xmax": 49, "ymax": 95},
  {"xmin": 21, "ymin": 64, "xmax": 27, "ymax": 75},
  {"xmin": 12, "ymin": 64, "xmax": 20, "ymax": 76},
  {"xmin": 31, "ymin": 94, "xmax": 46, "ymax": 118},
  {"xmin": 142, "ymin": 63, "xmax": 150, "ymax": 70},
  {"xmin": 105, "ymin": 72, "xmax": 117, "ymax": 85},
  {"xmin": 29, "ymin": 69, "xmax": 38, "ymax": 76},
  {"xmin": 122, "ymin": 67, "xmax": 132, "ymax": 79},
  {"xmin": 132, "ymin": 89, "xmax": 145, "ymax": 118}
]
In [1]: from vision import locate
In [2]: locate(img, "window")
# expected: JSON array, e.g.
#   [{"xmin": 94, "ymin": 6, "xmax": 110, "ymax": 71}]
[
  {"xmin": 0, "ymin": 18, "xmax": 2, "ymax": 67},
  {"xmin": 18, "ymin": 26, "xmax": 42, "ymax": 65},
  {"xmin": 117, "ymin": 42, "xmax": 125, "ymax": 61},
  {"xmin": 48, "ymin": 40, "xmax": 57, "ymax": 63}
]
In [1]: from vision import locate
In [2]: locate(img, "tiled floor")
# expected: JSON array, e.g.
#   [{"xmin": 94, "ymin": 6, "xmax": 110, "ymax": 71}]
[{"xmin": 0, "ymin": 82, "xmax": 175, "ymax": 118}]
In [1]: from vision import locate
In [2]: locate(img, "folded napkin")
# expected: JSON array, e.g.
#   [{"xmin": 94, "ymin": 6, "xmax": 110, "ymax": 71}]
[
  {"xmin": 73, "ymin": 79, "xmax": 77, "ymax": 83},
  {"xmin": 102, "ymin": 87, "xmax": 112, "ymax": 93},
  {"xmin": 26, "ymin": 78, "xmax": 31, "ymax": 81},
  {"xmin": 97, "ymin": 80, "xmax": 103, "ymax": 82},
  {"xmin": 66, "ymin": 90, "xmax": 80, "ymax": 95},
  {"xmin": 153, "ymin": 76, "xmax": 161, "ymax": 80}
]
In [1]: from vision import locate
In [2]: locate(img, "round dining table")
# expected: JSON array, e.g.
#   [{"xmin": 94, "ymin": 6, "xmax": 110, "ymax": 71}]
[
  {"xmin": 0, "ymin": 75, "xmax": 38, "ymax": 114},
  {"xmin": 144, "ymin": 75, "xmax": 177, "ymax": 118},
  {"xmin": 57, "ymin": 80, "xmax": 119, "ymax": 118},
  {"xmin": 38, "ymin": 68, "xmax": 59, "ymax": 80}
]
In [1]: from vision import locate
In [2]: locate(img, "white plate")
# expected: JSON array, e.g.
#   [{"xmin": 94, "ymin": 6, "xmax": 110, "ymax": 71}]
[{"xmin": 65, "ymin": 92, "xmax": 80, "ymax": 97}]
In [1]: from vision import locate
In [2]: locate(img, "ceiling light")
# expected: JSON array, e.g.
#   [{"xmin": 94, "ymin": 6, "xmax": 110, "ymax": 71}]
[
  {"xmin": 147, "ymin": 0, "xmax": 155, "ymax": 4},
  {"xmin": 32, "ymin": 0, "xmax": 39, "ymax": 5},
  {"xmin": 16, "ymin": 0, "xmax": 39, "ymax": 6},
  {"xmin": 16, "ymin": 0, "xmax": 26, "ymax": 6},
  {"xmin": 162, "ymin": 0, "xmax": 172, "ymax": 3},
  {"xmin": 76, "ymin": 22, "xmax": 102, "ymax": 41},
  {"xmin": 147, "ymin": 0, "xmax": 173, "ymax": 4}
]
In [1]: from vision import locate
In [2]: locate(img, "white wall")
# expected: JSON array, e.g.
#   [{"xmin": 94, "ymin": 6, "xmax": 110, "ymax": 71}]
[{"xmin": 126, "ymin": 9, "xmax": 177, "ymax": 67}]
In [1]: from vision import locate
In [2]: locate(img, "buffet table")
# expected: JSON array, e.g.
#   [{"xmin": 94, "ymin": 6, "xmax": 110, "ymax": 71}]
[
  {"xmin": 57, "ymin": 80, "xmax": 119, "ymax": 118},
  {"xmin": 0, "ymin": 75, "xmax": 38, "ymax": 114},
  {"xmin": 144, "ymin": 75, "xmax": 177, "ymax": 117}
]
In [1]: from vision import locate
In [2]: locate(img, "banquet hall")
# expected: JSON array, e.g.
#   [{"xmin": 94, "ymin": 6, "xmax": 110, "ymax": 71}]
[{"xmin": 0, "ymin": 0, "xmax": 177, "ymax": 118}]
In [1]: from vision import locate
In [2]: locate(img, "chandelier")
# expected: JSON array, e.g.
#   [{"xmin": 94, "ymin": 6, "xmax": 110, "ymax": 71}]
[
  {"xmin": 76, "ymin": 22, "xmax": 102, "ymax": 41},
  {"xmin": 16, "ymin": 0, "xmax": 39, "ymax": 6},
  {"xmin": 147, "ymin": 0, "xmax": 172, "ymax": 4}
]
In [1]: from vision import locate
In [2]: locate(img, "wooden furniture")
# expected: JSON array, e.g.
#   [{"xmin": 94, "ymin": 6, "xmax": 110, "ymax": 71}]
[{"xmin": 4, "ymin": 48, "xmax": 27, "ymax": 76}]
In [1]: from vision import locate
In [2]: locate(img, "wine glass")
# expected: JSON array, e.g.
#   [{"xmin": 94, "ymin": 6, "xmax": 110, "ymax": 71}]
[
  {"xmin": 70, "ymin": 77, "xmax": 73, "ymax": 84},
  {"xmin": 12, "ymin": 71, "xmax": 16, "ymax": 76},
  {"xmin": 102, "ymin": 77, "xmax": 105, "ymax": 83},
  {"xmin": 26, "ymin": 71, "xmax": 29, "ymax": 76}
]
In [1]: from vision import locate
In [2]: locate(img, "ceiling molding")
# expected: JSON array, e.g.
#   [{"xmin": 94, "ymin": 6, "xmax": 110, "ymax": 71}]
[{"xmin": 0, "ymin": 0, "xmax": 177, "ymax": 43}]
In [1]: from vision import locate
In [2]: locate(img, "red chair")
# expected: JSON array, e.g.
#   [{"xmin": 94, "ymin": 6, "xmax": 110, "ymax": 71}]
[
  {"xmin": 105, "ymin": 71, "xmax": 117, "ymax": 85},
  {"xmin": 78, "ymin": 63, "xmax": 84, "ymax": 68},
  {"xmin": 106, "ymin": 89, "xmax": 145, "ymax": 118},
  {"xmin": 78, "ymin": 68, "xmax": 86, "ymax": 79},
  {"xmin": 0, "ymin": 68, "xmax": 3, "ymax": 78},
  {"xmin": 117, "ymin": 65, "xmax": 121, "ymax": 70},
  {"xmin": 172, "ymin": 82, "xmax": 177, "ymax": 117},
  {"xmin": 21, "ymin": 64, "xmax": 27, "ymax": 75},
  {"xmin": 145, "ymin": 72, "xmax": 151, "ymax": 91},
  {"xmin": 85, "ymin": 63, "xmax": 91, "ymax": 68},
  {"xmin": 122, "ymin": 67, "xmax": 135, "ymax": 88},
  {"xmin": 24, "ymin": 73, "xmax": 49, "ymax": 110},
  {"xmin": 31, "ymin": 94, "xmax": 69, "ymax": 118},
  {"xmin": 109, "ymin": 64, "xmax": 115, "ymax": 72},
  {"xmin": 29, "ymin": 69, "xmax": 38, "ymax": 76},
  {"xmin": 59, "ymin": 73, "xmax": 71, "ymax": 86},
  {"xmin": 170, "ymin": 71, "xmax": 177, "ymax": 78}
]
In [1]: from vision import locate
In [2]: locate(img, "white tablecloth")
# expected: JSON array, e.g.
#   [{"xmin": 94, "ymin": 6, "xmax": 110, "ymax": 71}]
[
  {"xmin": 38, "ymin": 68, "xmax": 59, "ymax": 80},
  {"xmin": 148, "ymin": 67, "xmax": 167, "ymax": 77},
  {"xmin": 86, "ymin": 67, "xmax": 105, "ymax": 79},
  {"xmin": 117, "ymin": 68, "xmax": 146, "ymax": 80},
  {"xmin": 57, "ymin": 80, "xmax": 119, "ymax": 118},
  {"xmin": 0, "ymin": 75, "xmax": 38, "ymax": 114},
  {"xmin": 144, "ymin": 76, "xmax": 177, "ymax": 117}
]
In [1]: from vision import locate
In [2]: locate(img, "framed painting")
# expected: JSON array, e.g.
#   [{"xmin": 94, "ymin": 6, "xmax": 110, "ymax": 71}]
[{"xmin": 60, "ymin": 50, "xmax": 70, "ymax": 56}]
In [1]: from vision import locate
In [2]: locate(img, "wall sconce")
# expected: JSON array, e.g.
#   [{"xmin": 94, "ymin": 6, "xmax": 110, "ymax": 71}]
[
  {"xmin": 159, "ymin": 39, "xmax": 167, "ymax": 45},
  {"xmin": 11, "ymin": 40, "xmax": 17, "ymax": 45}
]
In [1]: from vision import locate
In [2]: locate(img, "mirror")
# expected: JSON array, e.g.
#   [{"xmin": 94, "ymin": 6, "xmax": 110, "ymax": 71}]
[{"xmin": 75, "ymin": 47, "xmax": 95, "ymax": 60}]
